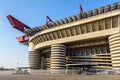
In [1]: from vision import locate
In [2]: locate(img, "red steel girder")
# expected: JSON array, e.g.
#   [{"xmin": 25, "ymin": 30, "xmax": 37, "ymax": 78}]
[
  {"xmin": 7, "ymin": 15, "xmax": 31, "ymax": 32},
  {"xmin": 16, "ymin": 35, "xmax": 29, "ymax": 42}
]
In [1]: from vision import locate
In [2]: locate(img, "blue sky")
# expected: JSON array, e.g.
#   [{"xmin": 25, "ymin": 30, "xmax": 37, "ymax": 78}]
[{"xmin": 0, "ymin": 0, "xmax": 119, "ymax": 68}]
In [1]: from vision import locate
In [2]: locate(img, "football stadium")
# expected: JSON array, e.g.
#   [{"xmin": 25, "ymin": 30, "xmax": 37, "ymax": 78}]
[{"xmin": 7, "ymin": 1, "xmax": 120, "ymax": 74}]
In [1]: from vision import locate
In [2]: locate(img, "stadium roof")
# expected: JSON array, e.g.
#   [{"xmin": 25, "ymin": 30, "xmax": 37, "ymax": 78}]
[{"xmin": 24, "ymin": 2, "xmax": 120, "ymax": 36}]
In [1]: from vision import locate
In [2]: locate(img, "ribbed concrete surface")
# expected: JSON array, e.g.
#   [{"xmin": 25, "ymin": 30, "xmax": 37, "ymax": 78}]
[
  {"xmin": 45, "ymin": 58, "xmax": 50, "ymax": 70},
  {"xmin": 50, "ymin": 44, "xmax": 66, "ymax": 71},
  {"xmin": 109, "ymin": 33, "xmax": 120, "ymax": 69},
  {"xmin": 29, "ymin": 51, "xmax": 41, "ymax": 69}
]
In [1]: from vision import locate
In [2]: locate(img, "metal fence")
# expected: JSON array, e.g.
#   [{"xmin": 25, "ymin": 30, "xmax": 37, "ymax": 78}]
[
  {"xmin": 29, "ymin": 69, "xmax": 120, "ymax": 75},
  {"xmin": 13, "ymin": 68, "xmax": 120, "ymax": 75}
]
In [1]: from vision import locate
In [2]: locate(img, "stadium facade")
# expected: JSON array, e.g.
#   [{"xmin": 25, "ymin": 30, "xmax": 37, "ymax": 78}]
[{"xmin": 23, "ymin": 2, "xmax": 120, "ymax": 71}]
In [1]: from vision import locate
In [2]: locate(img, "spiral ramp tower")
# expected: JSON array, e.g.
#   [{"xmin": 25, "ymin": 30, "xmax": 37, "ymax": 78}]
[
  {"xmin": 28, "ymin": 42, "xmax": 41, "ymax": 69},
  {"xmin": 29, "ymin": 51, "xmax": 41, "ymax": 69},
  {"xmin": 109, "ymin": 33, "xmax": 120, "ymax": 69},
  {"xmin": 50, "ymin": 44, "xmax": 66, "ymax": 73}
]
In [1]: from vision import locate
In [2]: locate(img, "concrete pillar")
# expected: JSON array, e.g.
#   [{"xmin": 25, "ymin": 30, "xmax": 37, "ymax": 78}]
[
  {"xmin": 50, "ymin": 44, "xmax": 66, "ymax": 72},
  {"xmin": 109, "ymin": 33, "xmax": 120, "ymax": 70},
  {"xmin": 28, "ymin": 42, "xmax": 41, "ymax": 69}
]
